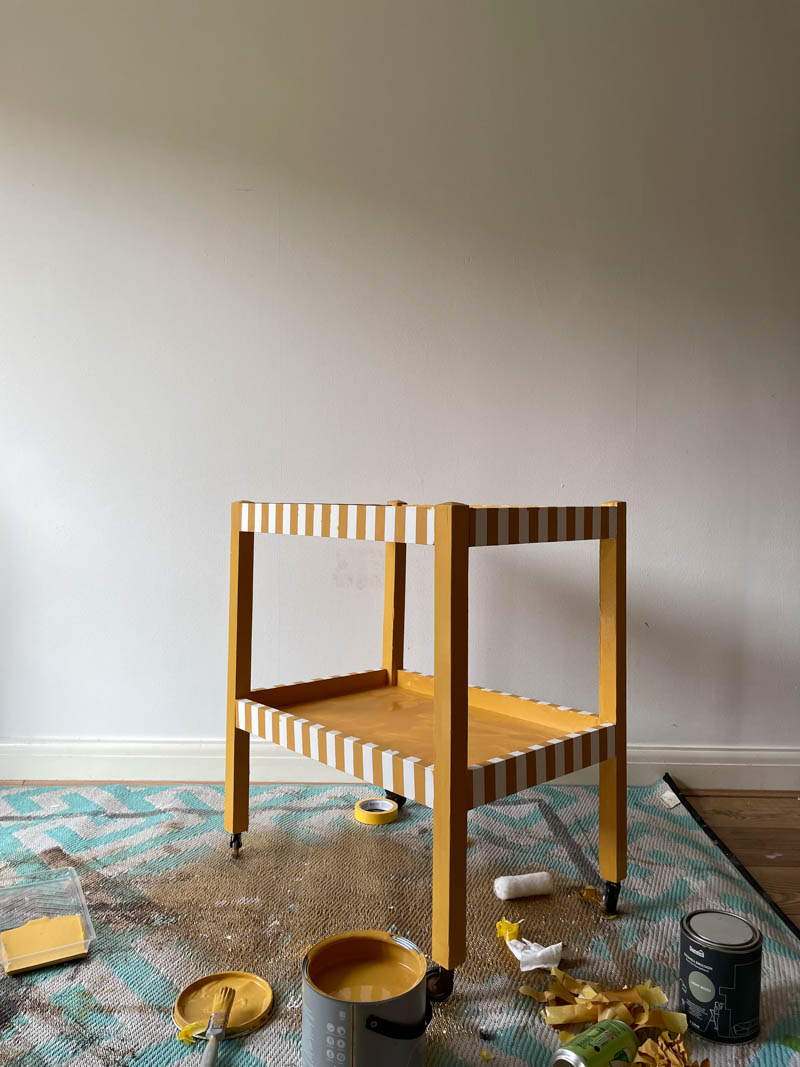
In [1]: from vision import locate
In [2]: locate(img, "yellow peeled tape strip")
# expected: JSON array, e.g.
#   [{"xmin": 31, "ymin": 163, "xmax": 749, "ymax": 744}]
[
  {"xmin": 177, "ymin": 1021, "xmax": 206, "ymax": 1045},
  {"xmin": 354, "ymin": 798, "xmax": 399, "ymax": 825}
]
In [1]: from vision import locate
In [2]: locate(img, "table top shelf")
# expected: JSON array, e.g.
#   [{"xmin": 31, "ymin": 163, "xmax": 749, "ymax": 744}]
[
  {"xmin": 236, "ymin": 668, "xmax": 616, "ymax": 809},
  {"xmin": 237, "ymin": 500, "xmax": 620, "ymax": 547}
]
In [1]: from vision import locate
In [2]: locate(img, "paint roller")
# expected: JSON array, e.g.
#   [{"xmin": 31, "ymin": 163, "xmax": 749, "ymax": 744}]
[{"xmin": 493, "ymin": 872, "xmax": 553, "ymax": 900}]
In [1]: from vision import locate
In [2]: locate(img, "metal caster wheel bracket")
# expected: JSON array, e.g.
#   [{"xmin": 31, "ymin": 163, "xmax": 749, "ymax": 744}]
[
  {"xmin": 425, "ymin": 965, "xmax": 455, "ymax": 1002},
  {"xmin": 384, "ymin": 789, "xmax": 408, "ymax": 809},
  {"xmin": 603, "ymin": 880, "xmax": 621, "ymax": 916},
  {"xmin": 229, "ymin": 832, "xmax": 243, "ymax": 858}
]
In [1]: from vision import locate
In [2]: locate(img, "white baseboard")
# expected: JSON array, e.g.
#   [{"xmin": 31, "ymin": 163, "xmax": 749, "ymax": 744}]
[{"xmin": 1, "ymin": 739, "xmax": 798, "ymax": 791}]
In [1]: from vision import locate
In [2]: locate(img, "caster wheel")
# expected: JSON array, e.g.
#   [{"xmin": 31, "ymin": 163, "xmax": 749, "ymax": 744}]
[
  {"xmin": 229, "ymin": 832, "xmax": 243, "ymax": 858},
  {"xmin": 426, "ymin": 965, "xmax": 455, "ymax": 1002},
  {"xmin": 384, "ymin": 790, "xmax": 407, "ymax": 810},
  {"xmin": 603, "ymin": 880, "xmax": 621, "ymax": 916}
]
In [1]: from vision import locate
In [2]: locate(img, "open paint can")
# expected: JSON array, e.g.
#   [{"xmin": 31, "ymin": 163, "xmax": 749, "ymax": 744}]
[
  {"xmin": 679, "ymin": 910, "xmax": 762, "ymax": 1043},
  {"xmin": 302, "ymin": 930, "xmax": 430, "ymax": 1067}
]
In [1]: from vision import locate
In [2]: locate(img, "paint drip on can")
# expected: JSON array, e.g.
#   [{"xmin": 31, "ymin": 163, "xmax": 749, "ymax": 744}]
[
  {"xmin": 679, "ymin": 909, "xmax": 762, "ymax": 1043},
  {"xmin": 551, "ymin": 1019, "xmax": 639, "ymax": 1067}
]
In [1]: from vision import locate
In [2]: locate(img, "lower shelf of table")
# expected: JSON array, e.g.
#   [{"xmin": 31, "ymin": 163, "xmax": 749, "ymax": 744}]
[{"xmin": 234, "ymin": 668, "xmax": 616, "ymax": 809}]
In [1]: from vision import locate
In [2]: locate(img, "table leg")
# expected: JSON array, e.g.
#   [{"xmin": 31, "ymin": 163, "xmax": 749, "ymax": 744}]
[
  {"xmin": 431, "ymin": 503, "xmax": 469, "ymax": 977},
  {"xmin": 224, "ymin": 507, "xmax": 254, "ymax": 849}
]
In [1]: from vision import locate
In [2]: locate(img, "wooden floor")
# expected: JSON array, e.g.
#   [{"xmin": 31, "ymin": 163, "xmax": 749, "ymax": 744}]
[{"xmin": 684, "ymin": 789, "xmax": 800, "ymax": 926}]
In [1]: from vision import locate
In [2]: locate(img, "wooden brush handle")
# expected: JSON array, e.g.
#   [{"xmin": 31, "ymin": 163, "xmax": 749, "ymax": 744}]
[{"xmin": 199, "ymin": 1036, "xmax": 219, "ymax": 1066}]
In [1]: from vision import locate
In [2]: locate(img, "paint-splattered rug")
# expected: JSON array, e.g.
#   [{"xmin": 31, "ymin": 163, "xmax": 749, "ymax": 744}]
[{"xmin": 0, "ymin": 782, "xmax": 798, "ymax": 1066}]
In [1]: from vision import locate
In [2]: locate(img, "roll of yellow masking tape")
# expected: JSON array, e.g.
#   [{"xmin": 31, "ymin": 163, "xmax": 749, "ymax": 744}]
[{"xmin": 354, "ymin": 797, "xmax": 399, "ymax": 825}]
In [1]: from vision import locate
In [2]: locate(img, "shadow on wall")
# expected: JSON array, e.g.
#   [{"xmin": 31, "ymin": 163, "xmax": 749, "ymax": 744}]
[{"xmin": 472, "ymin": 547, "xmax": 800, "ymax": 750}]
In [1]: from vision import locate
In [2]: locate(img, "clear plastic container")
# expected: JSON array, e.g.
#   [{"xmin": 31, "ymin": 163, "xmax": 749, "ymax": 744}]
[{"xmin": 0, "ymin": 867, "xmax": 96, "ymax": 974}]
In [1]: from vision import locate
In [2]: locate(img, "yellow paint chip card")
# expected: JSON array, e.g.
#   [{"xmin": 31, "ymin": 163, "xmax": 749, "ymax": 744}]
[{"xmin": 1, "ymin": 914, "xmax": 87, "ymax": 973}]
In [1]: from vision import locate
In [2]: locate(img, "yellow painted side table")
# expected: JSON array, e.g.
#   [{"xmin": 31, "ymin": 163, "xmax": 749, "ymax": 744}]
[{"xmin": 224, "ymin": 499, "xmax": 627, "ymax": 1000}]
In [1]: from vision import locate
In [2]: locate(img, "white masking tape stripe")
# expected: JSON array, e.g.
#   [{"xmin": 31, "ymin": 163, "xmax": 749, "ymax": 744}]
[
  {"xmin": 313, "ymin": 504, "xmax": 322, "ymax": 537},
  {"xmin": 475, "ymin": 509, "xmax": 487, "ymax": 546},
  {"xmin": 278, "ymin": 713, "xmax": 292, "ymax": 750},
  {"xmin": 426, "ymin": 508, "xmax": 435, "ymax": 544},
  {"xmin": 362, "ymin": 743, "xmax": 378, "ymax": 783},
  {"xmin": 489, "ymin": 757, "xmax": 506, "ymax": 800},
  {"xmin": 515, "ymin": 752, "xmax": 527, "ymax": 790},
  {"xmin": 424, "ymin": 765, "xmax": 434, "ymax": 807},
  {"xmin": 283, "ymin": 503, "xmax": 291, "ymax": 533},
  {"xmin": 572, "ymin": 735, "xmax": 584, "ymax": 770},
  {"xmin": 273, "ymin": 708, "xmax": 285, "ymax": 744},
  {"xmin": 471, "ymin": 765, "xmax": 485, "ymax": 808},
  {"xmin": 607, "ymin": 725, "xmax": 616, "ymax": 759},
  {"xmin": 237, "ymin": 700, "xmax": 246, "ymax": 730},
  {"xmin": 550, "ymin": 739, "xmax": 565, "ymax": 778},
  {"xmin": 344, "ymin": 737, "xmax": 357, "ymax": 776},
  {"xmin": 517, "ymin": 507, "xmax": 529, "ymax": 544},
  {"xmin": 532, "ymin": 745, "xmax": 546, "ymax": 785},
  {"xmin": 347, "ymin": 505, "xmax": 358, "ymax": 539},
  {"xmin": 384, "ymin": 505, "xmax": 396, "ymax": 542},
  {"xmin": 240, "ymin": 503, "xmax": 250, "ymax": 532},
  {"xmin": 293, "ymin": 719, "xmax": 308, "ymax": 754},
  {"xmin": 365, "ymin": 505, "xmax": 376, "ymax": 541},
  {"xmin": 557, "ymin": 508, "xmax": 566, "ymax": 541},
  {"xmin": 297, "ymin": 502, "xmax": 306, "ymax": 535},
  {"xmin": 403, "ymin": 757, "xmax": 420, "ymax": 801},
  {"xmin": 309, "ymin": 724, "xmax": 324, "ymax": 762},
  {"xmin": 381, "ymin": 750, "xmax": 397, "ymax": 791},
  {"xmin": 330, "ymin": 503, "xmax": 340, "ymax": 537},
  {"xmin": 254, "ymin": 502, "xmax": 262, "ymax": 531},
  {"xmin": 589, "ymin": 728, "xmax": 600, "ymax": 766},
  {"xmin": 326, "ymin": 731, "xmax": 341, "ymax": 768},
  {"xmin": 405, "ymin": 506, "xmax": 416, "ymax": 544},
  {"xmin": 268, "ymin": 502, "xmax": 277, "ymax": 532}
]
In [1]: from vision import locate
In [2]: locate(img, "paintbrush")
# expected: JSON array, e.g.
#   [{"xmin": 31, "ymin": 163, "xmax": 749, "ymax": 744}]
[{"xmin": 199, "ymin": 985, "xmax": 235, "ymax": 1066}]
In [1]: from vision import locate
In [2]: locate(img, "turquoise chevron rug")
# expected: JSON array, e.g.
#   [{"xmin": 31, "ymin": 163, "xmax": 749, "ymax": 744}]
[{"xmin": 1, "ymin": 782, "xmax": 798, "ymax": 1067}]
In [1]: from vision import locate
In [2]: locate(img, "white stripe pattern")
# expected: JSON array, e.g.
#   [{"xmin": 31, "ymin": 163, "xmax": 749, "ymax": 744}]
[
  {"xmin": 237, "ymin": 501, "xmax": 436, "ymax": 544},
  {"xmin": 424, "ymin": 765, "xmax": 435, "ymax": 808},
  {"xmin": 403, "ymin": 757, "xmax": 420, "ymax": 801},
  {"xmin": 237, "ymin": 501, "xmax": 619, "ymax": 546},
  {"xmin": 382, "ymin": 750, "xmax": 397, "ymax": 792},
  {"xmin": 362, "ymin": 743, "xmax": 378, "ymax": 783},
  {"xmin": 470, "ymin": 504, "xmax": 619, "ymax": 546},
  {"xmin": 233, "ymin": 671, "xmax": 615, "ymax": 811}
]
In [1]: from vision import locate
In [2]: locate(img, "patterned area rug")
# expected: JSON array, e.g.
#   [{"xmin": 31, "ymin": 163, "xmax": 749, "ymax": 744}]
[{"xmin": 0, "ymin": 782, "xmax": 798, "ymax": 1067}]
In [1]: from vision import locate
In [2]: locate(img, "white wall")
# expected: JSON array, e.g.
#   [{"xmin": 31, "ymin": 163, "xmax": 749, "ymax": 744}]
[{"xmin": 1, "ymin": 3, "xmax": 798, "ymax": 774}]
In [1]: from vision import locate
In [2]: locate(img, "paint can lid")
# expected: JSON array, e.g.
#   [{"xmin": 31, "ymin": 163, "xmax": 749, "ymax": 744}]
[
  {"xmin": 173, "ymin": 971, "xmax": 274, "ymax": 1039},
  {"xmin": 683, "ymin": 910, "xmax": 762, "ymax": 951}
]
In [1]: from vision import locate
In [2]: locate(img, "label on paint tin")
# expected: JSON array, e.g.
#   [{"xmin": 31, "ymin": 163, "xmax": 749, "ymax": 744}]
[
  {"xmin": 552, "ymin": 1019, "xmax": 639, "ymax": 1067},
  {"xmin": 679, "ymin": 910, "xmax": 762, "ymax": 1044}
]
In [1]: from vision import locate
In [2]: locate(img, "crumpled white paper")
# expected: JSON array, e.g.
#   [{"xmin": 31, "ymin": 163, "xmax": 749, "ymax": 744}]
[{"xmin": 504, "ymin": 937, "xmax": 563, "ymax": 972}]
